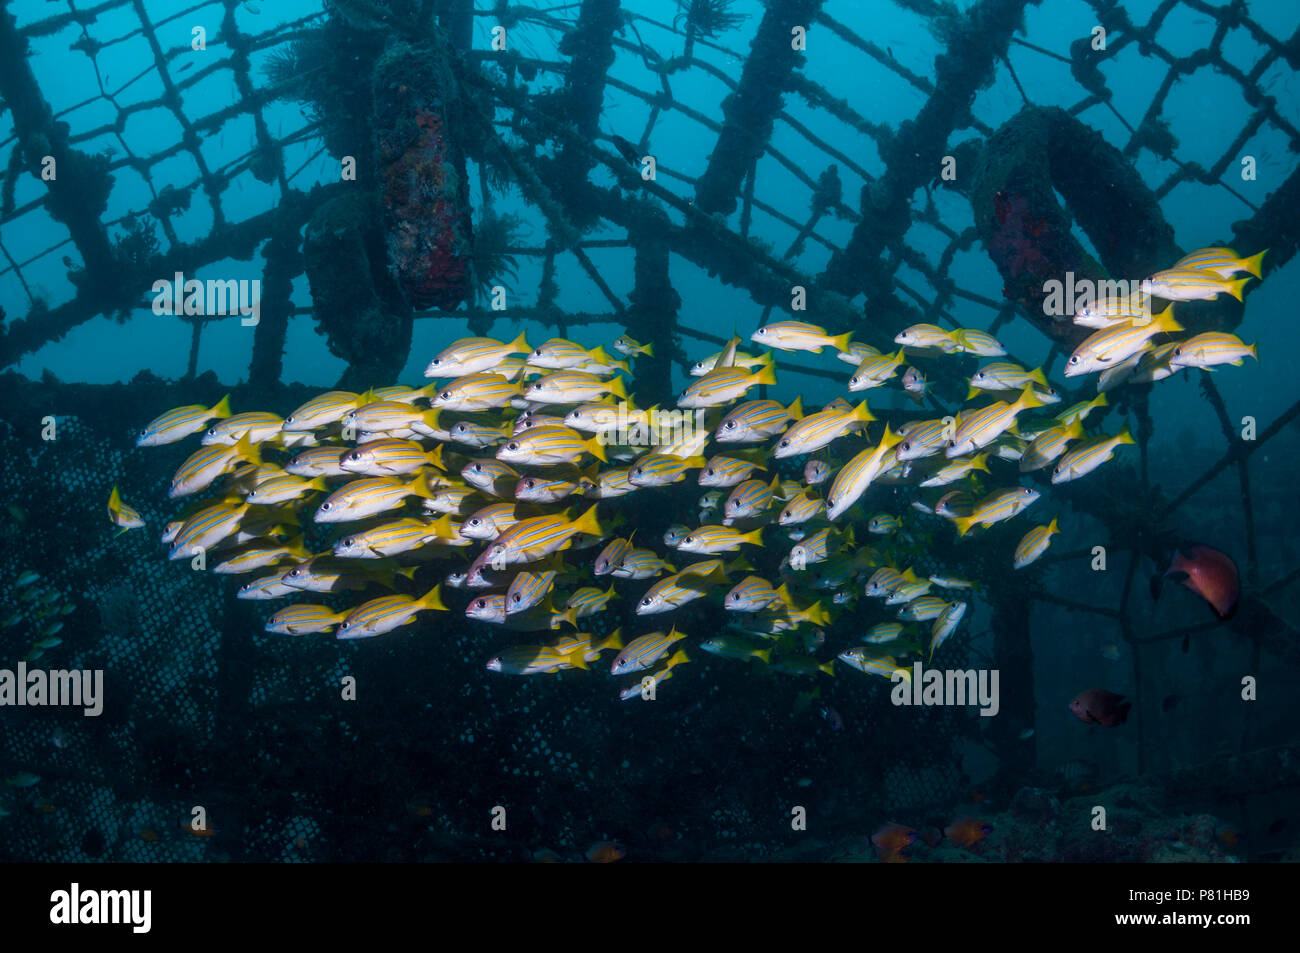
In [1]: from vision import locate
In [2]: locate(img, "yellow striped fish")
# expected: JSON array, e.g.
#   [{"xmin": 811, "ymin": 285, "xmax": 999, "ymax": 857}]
[
  {"xmin": 265, "ymin": 604, "xmax": 346, "ymax": 635},
  {"xmin": 750, "ymin": 321, "xmax": 852, "ymax": 354},
  {"xmin": 137, "ymin": 394, "xmax": 231, "ymax": 447},
  {"xmin": 335, "ymin": 585, "xmax": 448, "ymax": 639},
  {"xmin": 1051, "ymin": 427, "xmax": 1134, "ymax": 483},
  {"xmin": 423, "ymin": 333, "xmax": 530, "ymax": 377},
  {"xmin": 950, "ymin": 487, "xmax": 1040, "ymax": 536},
  {"xmin": 825, "ymin": 428, "xmax": 903, "ymax": 520},
  {"xmin": 283, "ymin": 391, "xmax": 370, "ymax": 432},
  {"xmin": 107, "ymin": 485, "xmax": 145, "ymax": 534},
  {"xmin": 774, "ymin": 401, "xmax": 873, "ymax": 459},
  {"xmin": 1064, "ymin": 310, "xmax": 1184, "ymax": 377},
  {"xmin": 1014, "ymin": 517, "xmax": 1060, "ymax": 569},
  {"xmin": 1167, "ymin": 332, "xmax": 1257, "ymax": 369},
  {"xmin": 677, "ymin": 359, "xmax": 776, "ymax": 408}
]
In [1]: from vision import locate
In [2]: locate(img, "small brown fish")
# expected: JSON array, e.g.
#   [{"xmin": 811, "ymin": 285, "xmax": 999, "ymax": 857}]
[
  {"xmin": 1069, "ymin": 689, "xmax": 1131, "ymax": 727},
  {"xmin": 870, "ymin": 822, "xmax": 916, "ymax": 860},
  {"xmin": 944, "ymin": 817, "xmax": 992, "ymax": 847},
  {"xmin": 587, "ymin": 840, "xmax": 626, "ymax": 863}
]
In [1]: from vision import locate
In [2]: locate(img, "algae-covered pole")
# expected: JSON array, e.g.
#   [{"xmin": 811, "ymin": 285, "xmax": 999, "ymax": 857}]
[
  {"xmin": 694, "ymin": 0, "xmax": 825, "ymax": 216},
  {"xmin": 824, "ymin": 0, "xmax": 1032, "ymax": 297},
  {"xmin": 0, "ymin": 5, "xmax": 116, "ymax": 293},
  {"xmin": 554, "ymin": 0, "xmax": 622, "ymax": 216},
  {"xmin": 988, "ymin": 584, "xmax": 1037, "ymax": 788},
  {"xmin": 249, "ymin": 215, "xmax": 303, "ymax": 391},
  {"xmin": 625, "ymin": 203, "xmax": 680, "ymax": 404}
]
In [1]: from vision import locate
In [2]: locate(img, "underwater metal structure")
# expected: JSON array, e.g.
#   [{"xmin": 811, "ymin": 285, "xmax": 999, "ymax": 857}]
[{"xmin": 0, "ymin": 0, "xmax": 1298, "ymax": 860}]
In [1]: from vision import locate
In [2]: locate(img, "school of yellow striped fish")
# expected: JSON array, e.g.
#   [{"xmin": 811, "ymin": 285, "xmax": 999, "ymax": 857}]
[{"xmin": 114, "ymin": 246, "xmax": 1265, "ymax": 700}]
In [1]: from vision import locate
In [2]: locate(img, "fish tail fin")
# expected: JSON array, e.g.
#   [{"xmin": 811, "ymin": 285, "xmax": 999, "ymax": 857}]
[
  {"xmin": 307, "ymin": 476, "xmax": 329, "ymax": 491},
  {"xmin": 1116, "ymin": 425, "xmax": 1136, "ymax": 445},
  {"xmin": 966, "ymin": 385, "xmax": 981, "ymax": 401},
  {"xmin": 726, "ymin": 553, "xmax": 753, "ymax": 574},
  {"xmin": 666, "ymin": 648, "xmax": 691, "ymax": 667},
  {"xmin": 1017, "ymin": 384, "xmax": 1047, "ymax": 410},
  {"xmin": 851, "ymin": 400, "xmax": 875, "ymax": 424},
  {"xmin": 1225, "ymin": 276, "xmax": 1250, "ymax": 301},
  {"xmin": 410, "ymin": 469, "xmax": 439, "ymax": 500},
  {"xmin": 1028, "ymin": 366, "xmax": 1048, "ymax": 387},
  {"xmin": 570, "ymin": 504, "xmax": 604, "ymax": 539},
  {"xmin": 829, "ymin": 331, "xmax": 854, "ymax": 353},
  {"xmin": 425, "ymin": 444, "xmax": 445, "ymax": 471},
  {"xmin": 608, "ymin": 375, "xmax": 628, "ymax": 400},
  {"xmin": 585, "ymin": 435, "xmax": 608, "ymax": 463},
  {"xmin": 603, "ymin": 627, "xmax": 624, "ymax": 651},
  {"xmin": 786, "ymin": 395, "xmax": 804, "ymax": 418},
  {"xmin": 604, "ymin": 582, "xmax": 618, "ymax": 602},
  {"xmin": 560, "ymin": 607, "xmax": 578, "ymax": 628},
  {"xmin": 108, "ymin": 485, "xmax": 122, "ymax": 516},
  {"xmin": 952, "ymin": 515, "xmax": 976, "ymax": 537},
  {"xmin": 775, "ymin": 581, "xmax": 794, "ymax": 608},
  {"xmin": 741, "ymin": 527, "xmax": 765, "ymax": 547},
  {"xmin": 807, "ymin": 600, "xmax": 830, "ymax": 627},
  {"xmin": 971, "ymin": 452, "xmax": 990, "ymax": 473},
  {"xmin": 1157, "ymin": 310, "xmax": 1185, "ymax": 334},
  {"xmin": 755, "ymin": 648, "xmax": 772, "ymax": 664},
  {"xmin": 421, "ymin": 407, "xmax": 443, "ymax": 433},
  {"xmin": 233, "ymin": 433, "xmax": 261, "ymax": 466},
  {"xmin": 1241, "ymin": 249, "xmax": 1267, "ymax": 279},
  {"xmin": 508, "ymin": 331, "xmax": 530, "ymax": 355},
  {"xmin": 819, "ymin": 659, "xmax": 836, "ymax": 677},
  {"xmin": 1248, "ymin": 342, "xmax": 1259, "ymax": 361},
  {"xmin": 209, "ymin": 394, "xmax": 233, "ymax": 419},
  {"xmin": 1048, "ymin": 516, "xmax": 1060, "ymax": 534},
  {"xmin": 753, "ymin": 360, "xmax": 778, "ymax": 388},
  {"xmin": 566, "ymin": 649, "xmax": 589, "ymax": 671},
  {"xmin": 641, "ymin": 341, "xmax": 655, "ymax": 358},
  {"xmin": 419, "ymin": 584, "xmax": 447, "ymax": 611}
]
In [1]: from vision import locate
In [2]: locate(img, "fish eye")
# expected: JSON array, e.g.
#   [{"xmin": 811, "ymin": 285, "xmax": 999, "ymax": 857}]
[
  {"xmin": 1068, "ymin": 355, "xmax": 1079, "ymax": 365},
  {"xmin": 469, "ymin": 518, "xmax": 480, "ymax": 526},
  {"xmin": 511, "ymin": 593, "xmax": 521, "ymax": 603},
  {"xmin": 724, "ymin": 420, "xmax": 735, "ymax": 429},
  {"xmin": 685, "ymin": 536, "xmax": 695, "ymax": 544},
  {"xmin": 850, "ymin": 377, "xmax": 859, "ymax": 385},
  {"xmin": 780, "ymin": 439, "xmax": 790, "ymax": 447},
  {"xmin": 439, "ymin": 392, "xmax": 450, "ymax": 400},
  {"xmin": 1173, "ymin": 347, "xmax": 1181, "ymax": 356},
  {"xmin": 507, "ymin": 442, "xmax": 518, "ymax": 451},
  {"xmin": 705, "ymin": 468, "xmax": 715, "ymax": 476},
  {"xmin": 320, "ymin": 502, "xmax": 331, "ymax": 510},
  {"xmin": 286, "ymin": 416, "xmax": 295, "ymax": 423},
  {"xmin": 640, "ymin": 598, "xmax": 651, "ymax": 606}
]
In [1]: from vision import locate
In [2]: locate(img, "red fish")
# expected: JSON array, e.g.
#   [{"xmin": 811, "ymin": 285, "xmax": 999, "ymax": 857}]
[
  {"xmin": 1070, "ymin": 689, "xmax": 1131, "ymax": 727},
  {"xmin": 1152, "ymin": 545, "xmax": 1239, "ymax": 620},
  {"xmin": 871, "ymin": 822, "xmax": 916, "ymax": 860},
  {"xmin": 944, "ymin": 817, "xmax": 993, "ymax": 848}
]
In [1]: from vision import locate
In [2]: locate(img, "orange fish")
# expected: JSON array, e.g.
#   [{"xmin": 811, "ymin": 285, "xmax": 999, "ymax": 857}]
[
  {"xmin": 1217, "ymin": 827, "xmax": 1241, "ymax": 847},
  {"xmin": 944, "ymin": 817, "xmax": 992, "ymax": 847},
  {"xmin": 587, "ymin": 840, "xmax": 626, "ymax": 863},
  {"xmin": 532, "ymin": 848, "xmax": 562, "ymax": 863},
  {"xmin": 871, "ymin": 822, "xmax": 916, "ymax": 860}
]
